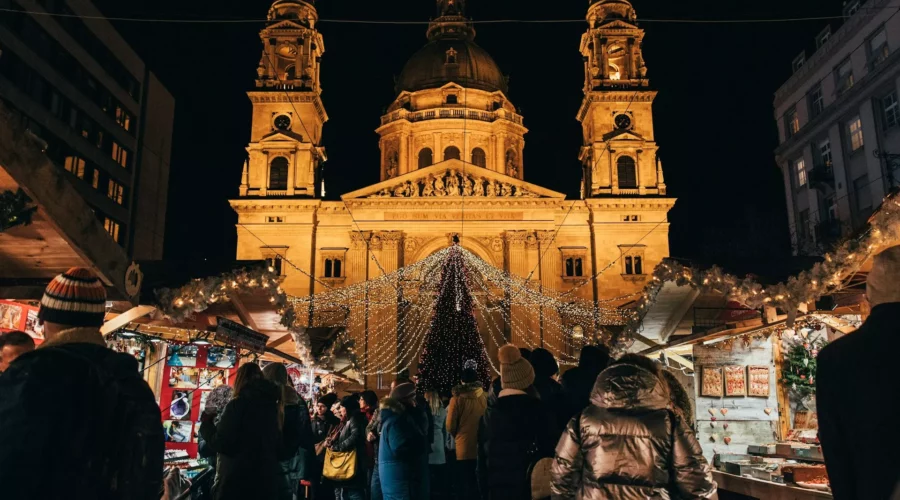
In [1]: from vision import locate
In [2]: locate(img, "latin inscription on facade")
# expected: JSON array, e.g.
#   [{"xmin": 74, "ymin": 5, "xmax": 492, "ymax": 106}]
[{"xmin": 384, "ymin": 211, "xmax": 524, "ymax": 221}]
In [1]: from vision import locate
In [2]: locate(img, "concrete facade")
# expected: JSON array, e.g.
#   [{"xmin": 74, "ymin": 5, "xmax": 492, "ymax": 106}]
[
  {"xmin": 0, "ymin": 0, "xmax": 174, "ymax": 260},
  {"xmin": 774, "ymin": 0, "xmax": 900, "ymax": 255}
]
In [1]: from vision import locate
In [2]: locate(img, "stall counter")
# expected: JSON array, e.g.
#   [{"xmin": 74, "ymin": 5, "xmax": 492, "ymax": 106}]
[{"xmin": 714, "ymin": 471, "xmax": 832, "ymax": 500}]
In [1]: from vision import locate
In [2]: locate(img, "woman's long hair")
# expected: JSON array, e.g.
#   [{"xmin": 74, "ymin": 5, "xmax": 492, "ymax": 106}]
[
  {"xmin": 261, "ymin": 363, "xmax": 289, "ymax": 432},
  {"xmin": 425, "ymin": 390, "xmax": 443, "ymax": 416},
  {"xmin": 233, "ymin": 363, "xmax": 264, "ymax": 398}
]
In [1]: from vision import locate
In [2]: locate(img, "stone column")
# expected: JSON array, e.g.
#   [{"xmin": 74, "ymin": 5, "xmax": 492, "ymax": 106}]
[
  {"xmin": 490, "ymin": 135, "xmax": 498, "ymax": 172},
  {"xmin": 536, "ymin": 231, "xmax": 561, "ymax": 353},
  {"xmin": 348, "ymin": 232, "xmax": 370, "ymax": 384},
  {"xmin": 370, "ymin": 231, "xmax": 402, "ymax": 389},
  {"xmin": 627, "ymin": 38, "xmax": 637, "ymax": 80},
  {"xmin": 399, "ymin": 132, "xmax": 410, "ymax": 176},
  {"xmin": 435, "ymin": 132, "xmax": 443, "ymax": 161},
  {"xmin": 267, "ymin": 40, "xmax": 277, "ymax": 79},
  {"xmin": 496, "ymin": 133, "xmax": 508, "ymax": 175},
  {"xmin": 505, "ymin": 231, "xmax": 528, "ymax": 347},
  {"xmin": 598, "ymin": 37, "xmax": 608, "ymax": 79}
]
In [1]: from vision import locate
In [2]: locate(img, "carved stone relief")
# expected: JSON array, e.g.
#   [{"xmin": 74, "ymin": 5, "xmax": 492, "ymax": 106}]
[{"xmin": 367, "ymin": 170, "xmax": 540, "ymax": 198}]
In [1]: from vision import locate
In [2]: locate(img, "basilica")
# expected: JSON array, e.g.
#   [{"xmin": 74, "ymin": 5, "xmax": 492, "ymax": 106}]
[{"xmin": 231, "ymin": 0, "xmax": 675, "ymax": 381}]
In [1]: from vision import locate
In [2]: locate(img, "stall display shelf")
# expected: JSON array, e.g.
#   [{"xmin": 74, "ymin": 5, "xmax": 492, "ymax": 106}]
[{"xmin": 712, "ymin": 471, "xmax": 832, "ymax": 499}]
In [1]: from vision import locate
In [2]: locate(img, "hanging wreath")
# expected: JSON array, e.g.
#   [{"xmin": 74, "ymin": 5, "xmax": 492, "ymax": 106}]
[{"xmin": 781, "ymin": 336, "xmax": 827, "ymax": 397}]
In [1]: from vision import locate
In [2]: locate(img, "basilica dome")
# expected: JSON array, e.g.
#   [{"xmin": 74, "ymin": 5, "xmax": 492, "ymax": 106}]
[{"xmin": 396, "ymin": 39, "xmax": 507, "ymax": 94}]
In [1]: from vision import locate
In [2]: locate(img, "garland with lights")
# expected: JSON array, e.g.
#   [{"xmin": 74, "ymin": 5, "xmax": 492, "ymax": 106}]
[
  {"xmin": 626, "ymin": 190, "xmax": 900, "ymax": 337},
  {"xmin": 418, "ymin": 244, "xmax": 492, "ymax": 394}
]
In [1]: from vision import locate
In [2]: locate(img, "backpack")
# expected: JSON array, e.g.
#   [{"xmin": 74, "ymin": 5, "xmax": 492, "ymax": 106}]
[{"xmin": 48, "ymin": 345, "xmax": 164, "ymax": 500}]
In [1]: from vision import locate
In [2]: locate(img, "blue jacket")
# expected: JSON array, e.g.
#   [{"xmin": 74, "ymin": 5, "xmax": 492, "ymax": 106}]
[{"xmin": 378, "ymin": 398, "xmax": 427, "ymax": 500}]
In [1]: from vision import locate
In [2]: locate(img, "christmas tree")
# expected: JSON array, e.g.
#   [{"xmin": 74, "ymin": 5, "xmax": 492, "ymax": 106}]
[{"xmin": 418, "ymin": 243, "xmax": 492, "ymax": 394}]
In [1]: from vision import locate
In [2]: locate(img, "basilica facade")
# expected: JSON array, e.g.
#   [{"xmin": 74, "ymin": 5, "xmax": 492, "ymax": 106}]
[{"xmin": 231, "ymin": 0, "xmax": 675, "ymax": 381}]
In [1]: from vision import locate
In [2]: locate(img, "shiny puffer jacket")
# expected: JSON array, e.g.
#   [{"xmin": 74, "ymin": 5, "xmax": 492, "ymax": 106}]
[{"xmin": 551, "ymin": 363, "xmax": 717, "ymax": 500}]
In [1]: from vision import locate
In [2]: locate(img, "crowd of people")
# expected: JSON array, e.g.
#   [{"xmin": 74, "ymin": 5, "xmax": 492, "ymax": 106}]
[{"xmin": 0, "ymin": 257, "xmax": 898, "ymax": 499}]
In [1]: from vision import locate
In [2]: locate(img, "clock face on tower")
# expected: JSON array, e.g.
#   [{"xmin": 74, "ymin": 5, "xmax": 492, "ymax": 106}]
[
  {"xmin": 614, "ymin": 114, "xmax": 632, "ymax": 130},
  {"xmin": 274, "ymin": 115, "xmax": 292, "ymax": 131}
]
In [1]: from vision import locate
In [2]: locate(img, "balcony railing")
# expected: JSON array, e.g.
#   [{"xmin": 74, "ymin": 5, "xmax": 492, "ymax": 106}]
[
  {"xmin": 809, "ymin": 163, "xmax": 835, "ymax": 190},
  {"xmin": 380, "ymin": 108, "xmax": 524, "ymax": 126},
  {"xmin": 266, "ymin": 190, "xmax": 288, "ymax": 197}
]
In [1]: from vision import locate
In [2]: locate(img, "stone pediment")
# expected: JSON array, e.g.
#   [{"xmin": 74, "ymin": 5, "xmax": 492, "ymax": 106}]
[
  {"xmin": 341, "ymin": 159, "xmax": 565, "ymax": 200},
  {"xmin": 260, "ymin": 130, "xmax": 305, "ymax": 143},
  {"xmin": 265, "ymin": 20, "xmax": 309, "ymax": 32},
  {"xmin": 597, "ymin": 19, "xmax": 640, "ymax": 31},
  {"xmin": 602, "ymin": 129, "xmax": 645, "ymax": 142}
]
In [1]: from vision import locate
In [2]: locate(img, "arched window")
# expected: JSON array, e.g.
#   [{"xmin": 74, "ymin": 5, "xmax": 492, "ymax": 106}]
[
  {"xmin": 418, "ymin": 148, "xmax": 433, "ymax": 169},
  {"xmin": 269, "ymin": 157, "xmax": 289, "ymax": 190},
  {"xmin": 617, "ymin": 156, "xmax": 637, "ymax": 189},
  {"xmin": 284, "ymin": 65, "xmax": 296, "ymax": 81},
  {"xmin": 444, "ymin": 146, "xmax": 461, "ymax": 161},
  {"xmin": 471, "ymin": 148, "xmax": 486, "ymax": 167}
]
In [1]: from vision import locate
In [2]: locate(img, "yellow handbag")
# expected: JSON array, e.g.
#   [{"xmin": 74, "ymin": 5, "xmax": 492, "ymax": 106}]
[{"xmin": 323, "ymin": 448, "xmax": 357, "ymax": 481}]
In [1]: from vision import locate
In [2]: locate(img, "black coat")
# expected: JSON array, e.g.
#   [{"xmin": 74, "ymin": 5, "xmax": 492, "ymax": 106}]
[
  {"xmin": 313, "ymin": 411, "xmax": 340, "ymax": 446},
  {"xmin": 325, "ymin": 411, "xmax": 368, "ymax": 488},
  {"xmin": 533, "ymin": 376, "xmax": 567, "ymax": 429},
  {"xmin": 0, "ymin": 336, "xmax": 163, "ymax": 500},
  {"xmin": 200, "ymin": 378, "xmax": 283, "ymax": 500},
  {"xmin": 817, "ymin": 303, "xmax": 900, "ymax": 500},
  {"xmin": 479, "ymin": 393, "xmax": 558, "ymax": 500},
  {"xmin": 560, "ymin": 365, "xmax": 603, "ymax": 425}
]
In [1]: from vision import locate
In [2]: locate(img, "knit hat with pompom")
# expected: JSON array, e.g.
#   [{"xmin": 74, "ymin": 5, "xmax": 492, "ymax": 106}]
[{"xmin": 498, "ymin": 344, "xmax": 535, "ymax": 390}]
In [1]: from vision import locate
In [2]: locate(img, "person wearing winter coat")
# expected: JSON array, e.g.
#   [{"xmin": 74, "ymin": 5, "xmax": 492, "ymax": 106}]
[
  {"xmin": 817, "ymin": 246, "xmax": 900, "ymax": 500},
  {"xmin": 447, "ymin": 368, "xmax": 488, "ymax": 500},
  {"xmin": 559, "ymin": 345, "xmax": 610, "ymax": 425},
  {"xmin": 426, "ymin": 390, "xmax": 449, "ymax": 497},
  {"xmin": 200, "ymin": 363, "xmax": 284, "ymax": 500},
  {"xmin": 312, "ymin": 393, "xmax": 339, "ymax": 500},
  {"xmin": 660, "ymin": 369, "xmax": 696, "ymax": 431},
  {"xmin": 377, "ymin": 382, "xmax": 428, "ymax": 500},
  {"xmin": 324, "ymin": 395, "xmax": 369, "ymax": 500},
  {"xmin": 0, "ymin": 268, "xmax": 164, "ymax": 500},
  {"xmin": 551, "ymin": 354, "xmax": 716, "ymax": 499},
  {"xmin": 263, "ymin": 363, "xmax": 315, "ymax": 499},
  {"xmin": 480, "ymin": 345, "xmax": 559, "ymax": 500},
  {"xmin": 529, "ymin": 348, "xmax": 567, "ymax": 429}
]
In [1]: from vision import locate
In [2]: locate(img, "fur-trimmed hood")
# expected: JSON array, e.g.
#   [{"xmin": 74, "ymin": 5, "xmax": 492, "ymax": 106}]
[
  {"xmin": 452, "ymin": 382, "xmax": 484, "ymax": 398},
  {"xmin": 379, "ymin": 397, "xmax": 408, "ymax": 416}
]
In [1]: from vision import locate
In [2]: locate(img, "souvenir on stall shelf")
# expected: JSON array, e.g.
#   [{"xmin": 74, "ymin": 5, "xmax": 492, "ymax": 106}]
[
  {"xmin": 163, "ymin": 420, "xmax": 193, "ymax": 443},
  {"xmin": 207, "ymin": 346, "xmax": 237, "ymax": 368},
  {"xmin": 169, "ymin": 391, "xmax": 193, "ymax": 421},
  {"xmin": 725, "ymin": 365, "xmax": 747, "ymax": 396},
  {"xmin": 167, "ymin": 345, "xmax": 199, "ymax": 367},
  {"xmin": 169, "ymin": 367, "xmax": 200, "ymax": 389},
  {"xmin": 747, "ymin": 365, "xmax": 771, "ymax": 397},
  {"xmin": 198, "ymin": 368, "xmax": 229, "ymax": 389},
  {"xmin": 701, "ymin": 366, "xmax": 724, "ymax": 397}
]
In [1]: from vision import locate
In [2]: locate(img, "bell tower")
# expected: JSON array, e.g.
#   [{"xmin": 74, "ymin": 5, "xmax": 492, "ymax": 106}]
[
  {"xmin": 578, "ymin": 0, "xmax": 666, "ymax": 198},
  {"xmin": 239, "ymin": 0, "xmax": 328, "ymax": 198}
]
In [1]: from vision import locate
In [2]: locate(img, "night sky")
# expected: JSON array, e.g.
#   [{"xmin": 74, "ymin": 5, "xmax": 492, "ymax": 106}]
[{"xmin": 93, "ymin": 0, "xmax": 843, "ymax": 273}]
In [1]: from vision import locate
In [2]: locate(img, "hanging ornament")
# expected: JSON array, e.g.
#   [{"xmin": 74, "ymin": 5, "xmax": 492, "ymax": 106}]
[
  {"xmin": 803, "ymin": 358, "xmax": 809, "ymax": 367},
  {"xmin": 724, "ymin": 436, "xmax": 732, "ymax": 445},
  {"xmin": 764, "ymin": 408, "xmax": 773, "ymax": 415},
  {"xmin": 720, "ymin": 408, "xmax": 729, "ymax": 416},
  {"xmin": 708, "ymin": 408, "xmax": 717, "ymax": 417},
  {"xmin": 710, "ymin": 421, "xmax": 717, "ymax": 428}
]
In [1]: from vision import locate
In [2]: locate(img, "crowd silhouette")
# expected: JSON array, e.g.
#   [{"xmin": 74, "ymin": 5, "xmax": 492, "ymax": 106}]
[{"xmin": 3, "ymin": 258, "xmax": 900, "ymax": 499}]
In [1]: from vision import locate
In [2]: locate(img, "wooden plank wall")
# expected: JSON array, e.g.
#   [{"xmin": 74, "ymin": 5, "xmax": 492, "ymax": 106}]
[{"xmin": 693, "ymin": 337, "xmax": 780, "ymax": 462}]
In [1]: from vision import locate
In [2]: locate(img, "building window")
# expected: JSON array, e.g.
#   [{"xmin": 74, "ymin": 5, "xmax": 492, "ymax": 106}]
[
  {"xmin": 103, "ymin": 217, "xmax": 120, "ymax": 243},
  {"xmin": 107, "ymin": 179, "xmax": 124, "ymax": 205},
  {"xmin": 854, "ymin": 175, "xmax": 872, "ymax": 216},
  {"xmin": 269, "ymin": 157, "xmax": 289, "ymax": 190},
  {"xmin": 848, "ymin": 116, "xmax": 864, "ymax": 152},
  {"xmin": 825, "ymin": 196, "xmax": 838, "ymax": 222},
  {"xmin": 622, "ymin": 214, "xmax": 640, "ymax": 222},
  {"xmin": 798, "ymin": 209, "xmax": 810, "ymax": 241},
  {"xmin": 795, "ymin": 158, "xmax": 807, "ymax": 187},
  {"xmin": 471, "ymin": 147, "xmax": 486, "ymax": 167},
  {"xmin": 564, "ymin": 257, "xmax": 584, "ymax": 277},
  {"xmin": 883, "ymin": 92, "xmax": 900, "ymax": 130},
  {"xmin": 868, "ymin": 27, "xmax": 889, "ymax": 68},
  {"xmin": 816, "ymin": 27, "xmax": 831, "ymax": 48},
  {"xmin": 616, "ymin": 156, "xmax": 637, "ymax": 188},
  {"xmin": 91, "ymin": 169, "xmax": 100, "ymax": 189},
  {"xmin": 623, "ymin": 255, "xmax": 644, "ymax": 275},
  {"xmin": 266, "ymin": 216, "xmax": 285, "ymax": 223},
  {"xmin": 266, "ymin": 256, "xmax": 284, "ymax": 276},
  {"xmin": 785, "ymin": 107, "xmax": 800, "ymax": 138},
  {"xmin": 64, "ymin": 156, "xmax": 86, "ymax": 179},
  {"xmin": 446, "ymin": 48, "xmax": 457, "ymax": 64},
  {"xmin": 792, "ymin": 53, "xmax": 806, "ymax": 73},
  {"xmin": 324, "ymin": 258, "xmax": 343, "ymax": 278},
  {"xmin": 115, "ymin": 106, "xmax": 132, "ymax": 132},
  {"xmin": 446, "ymin": 94, "xmax": 458, "ymax": 105},
  {"xmin": 418, "ymin": 148, "xmax": 433, "ymax": 169},
  {"xmin": 111, "ymin": 141, "xmax": 128, "ymax": 168},
  {"xmin": 819, "ymin": 139, "xmax": 833, "ymax": 167},
  {"xmin": 844, "ymin": 0, "xmax": 860, "ymax": 17},
  {"xmin": 835, "ymin": 59, "xmax": 854, "ymax": 96},
  {"xmin": 808, "ymin": 84, "xmax": 825, "ymax": 118},
  {"xmin": 444, "ymin": 146, "xmax": 461, "ymax": 161}
]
